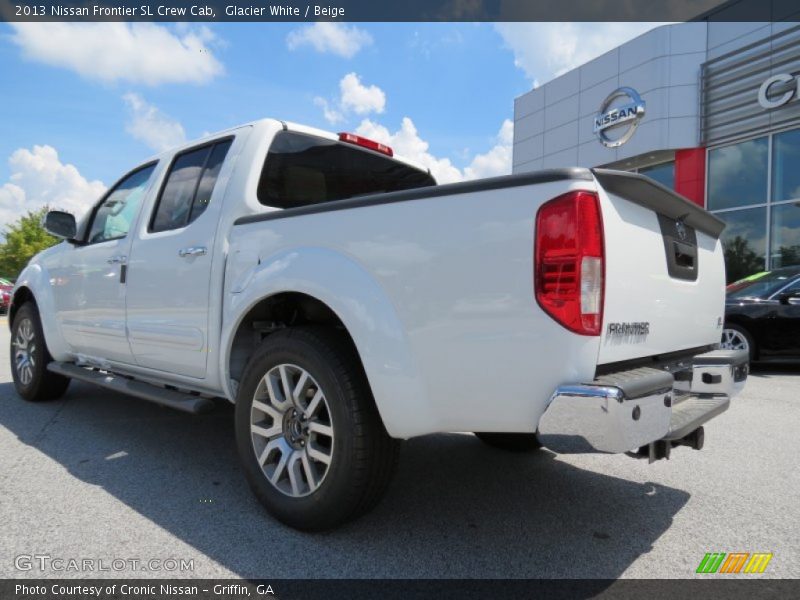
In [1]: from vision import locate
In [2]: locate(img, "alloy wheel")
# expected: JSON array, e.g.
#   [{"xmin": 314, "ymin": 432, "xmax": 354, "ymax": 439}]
[
  {"xmin": 721, "ymin": 328, "xmax": 749, "ymax": 353},
  {"xmin": 250, "ymin": 363, "xmax": 334, "ymax": 498},
  {"xmin": 12, "ymin": 318, "xmax": 36, "ymax": 386}
]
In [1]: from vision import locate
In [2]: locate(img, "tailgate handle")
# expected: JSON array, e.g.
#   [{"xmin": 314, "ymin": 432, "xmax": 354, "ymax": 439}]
[
  {"xmin": 673, "ymin": 241, "xmax": 695, "ymax": 268},
  {"xmin": 658, "ymin": 214, "xmax": 698, "ymax": 282}
]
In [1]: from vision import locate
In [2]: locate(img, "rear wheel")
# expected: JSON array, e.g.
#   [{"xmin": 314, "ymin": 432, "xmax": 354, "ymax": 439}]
[
  {"xmin": 10, "ymin": 302, "xmax": 70, "ymax": 401},
  {"xmin": 474, "ymin": 432, "xmax": 543, "ymax": 452},
  {"xmin": 720, "ymin": 323, "xmax": 755, "ymax": 362},
  {"xmin": 235, "ymin": 326, "xmax": 400, "ymax": 531}
]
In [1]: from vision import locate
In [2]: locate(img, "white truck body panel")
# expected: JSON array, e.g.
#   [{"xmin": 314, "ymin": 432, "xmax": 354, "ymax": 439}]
[
  {"xmin": 226, "ymin": 178, "xmax": 603, "ymax": 437},
  {"xmin": 597, "ymin": 190, "xmax": 726, "ymax": 364},
  {"xmin": 124, "ymin": 128, "xmax": 250, "ymax": 378}
]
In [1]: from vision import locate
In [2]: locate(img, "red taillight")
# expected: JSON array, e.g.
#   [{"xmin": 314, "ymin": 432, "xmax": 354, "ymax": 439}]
[
  {"xmin": 338, "ymin": 132, "xmax": 393, "ymax": 157},
  {"xmin": 534, "ymin": 190, "xmax": 604, "ymax": 336}
]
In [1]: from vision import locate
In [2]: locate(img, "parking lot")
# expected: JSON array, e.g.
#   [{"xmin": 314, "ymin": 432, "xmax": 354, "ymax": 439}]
[{"xmin": 0, "ymin": 316, "xmax": 798, "ymax": 579}]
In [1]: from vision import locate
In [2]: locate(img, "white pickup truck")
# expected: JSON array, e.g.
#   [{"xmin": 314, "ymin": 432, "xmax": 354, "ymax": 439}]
[{"xmin": 9, "ymin": 119, "xmax": 748, "ymax": 530}]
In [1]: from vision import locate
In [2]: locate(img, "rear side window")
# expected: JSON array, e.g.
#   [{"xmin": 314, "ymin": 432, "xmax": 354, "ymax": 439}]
[
  {"xmin": 257, "ymin": 132, "xmax": 435, "ymax": 209},
  {"xmin": 150, "ymin": 139, "xmax": 232, "ymax": 232}
]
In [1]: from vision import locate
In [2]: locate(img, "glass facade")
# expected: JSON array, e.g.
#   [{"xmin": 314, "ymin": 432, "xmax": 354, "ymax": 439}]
[
  {"xmin": 708, "ymin": 138, "xmax": 768, "ymax": 211},
  {"xmin": 640, "ymin": 161, "xmax": 675, "ymax": 189},
  {"xmin": 719, "ymin": 207, "xmax": 766, "ymax": 283},
  {"xmin": 773, "ymin": 129, "xmax": 800, "ymax": 203},
  {"xmin": 708, "ymin": 127, "xmax": 800, "ymax": 283}
]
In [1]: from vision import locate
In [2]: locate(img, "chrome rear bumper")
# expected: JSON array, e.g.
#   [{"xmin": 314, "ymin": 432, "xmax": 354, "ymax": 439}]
[{"xmin": 538, "ymin": 348, "xmax": 748, "ymax": 455}]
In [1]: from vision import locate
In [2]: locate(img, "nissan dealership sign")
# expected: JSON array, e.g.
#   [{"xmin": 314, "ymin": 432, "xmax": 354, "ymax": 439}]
[
  {"xmin": 593, "ymin": 87, "xmax": 646, "ymax": 148},
  {"xmin": 701, "ymin": 26, "xmax": 800, "ymax": 146},
  {"xmin": 758, "ymin": 73, "xmax": 800, "ymax": 109}
]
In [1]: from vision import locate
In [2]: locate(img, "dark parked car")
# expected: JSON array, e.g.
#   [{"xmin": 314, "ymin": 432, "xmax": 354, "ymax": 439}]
[{"xmin": 722, "ymin": 267, "xmax": 800, "ymax": 362}]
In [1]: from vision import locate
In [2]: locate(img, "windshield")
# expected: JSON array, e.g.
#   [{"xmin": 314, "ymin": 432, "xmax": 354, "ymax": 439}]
[
  {"xmin": 258, "ymin": 131, "xmax": 436, "ymax": 209},
  {"xmin": 726, "ymin": 271, "xmax": 800, "ymax": 299}
]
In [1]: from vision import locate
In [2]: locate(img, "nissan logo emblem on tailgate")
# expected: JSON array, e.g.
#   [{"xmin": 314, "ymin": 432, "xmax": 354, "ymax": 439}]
[
  {"xmin": 593, "ymin": 87, "xmax": 646, "ymax": 148},
  {"xmin": 675, "ymin": 219, "xmax": 688, "ymax": 241}
]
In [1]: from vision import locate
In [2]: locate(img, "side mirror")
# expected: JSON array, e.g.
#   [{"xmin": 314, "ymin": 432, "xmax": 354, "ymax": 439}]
[
  {"xmin": 42, "ymin": 210, "xmax": 77, "ymax": 241},
  {"xmin": 778, "ymin": 291, "xmax": 800, "ymax": 305}
]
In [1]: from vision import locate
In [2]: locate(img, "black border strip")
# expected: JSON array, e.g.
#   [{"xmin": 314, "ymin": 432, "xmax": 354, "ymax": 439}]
[
  {"xmin": 234, "ymin": 168, "xmax": 593, "ymax": 226},
  {"xmin": 3, "ymin": 0, "xmax": 798, "ymax": 22},
  {"xmin": 2, "ymin": 578, "xmax": 798, "ymax": 600}
]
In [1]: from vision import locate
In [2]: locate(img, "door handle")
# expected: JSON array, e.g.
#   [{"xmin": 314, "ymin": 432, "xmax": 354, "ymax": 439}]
[
  {"xmin": 106, "ymin": 255, "xmax": 127, "ymax": 264},
  {"xmin": 178, "ymin": 246, "xmax": 207, "ymax": 258}
]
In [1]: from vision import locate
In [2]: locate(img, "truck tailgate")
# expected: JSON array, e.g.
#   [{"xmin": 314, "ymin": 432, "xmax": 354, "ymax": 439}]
[{"xmin": 593, "ymin": 170, "xmax": 727, "ymax": 365}]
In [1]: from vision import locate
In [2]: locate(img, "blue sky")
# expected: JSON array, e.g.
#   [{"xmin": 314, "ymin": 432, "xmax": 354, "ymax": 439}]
[{"xmin": 0, "ymin": 21, "xmax": 658, "ymax": 225}]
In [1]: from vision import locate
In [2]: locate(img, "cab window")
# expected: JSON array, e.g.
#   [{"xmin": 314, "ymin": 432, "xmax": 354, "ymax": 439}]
[
  {"xmin": 87, "ymin": 164, "xmax": 156, "ymax": 244},
  {"xmin": 150, "ymin": 139, "xmax": 233, "ymax": 233},
  {"xmin": 257, "ymin": 132, "xmax": 435, "ymax": 209}
]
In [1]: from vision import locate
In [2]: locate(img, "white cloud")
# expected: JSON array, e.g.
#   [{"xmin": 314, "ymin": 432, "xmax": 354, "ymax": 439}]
[
  {"xmin": 10, "ymin": 23, "xmax": 223, "ymax": 86},
  {"xmin": 339, "ymin": 73, "xmax": 386, "ymax": 115},
  {"xmin": 0, "ymin": 146, "xmax": 106, "ymax": 229},
  {"xmin": 123, "ymin": 93, "xmax": 186, "ymax": 153},
  {"xmin": 355, "ymin": 118, "xmax": 513, "ymax": 184},
  {"xmin": 286, "ymin": 22, "xmax": 373, "ymax": 58},
  {"xmin": 494, "ymin": 22, "xmax": 666, "ymax": 83},
  {"xmin": 316, "ymin": 72, "xmax": 386, "ymax": 125},
  {"xmin": 464, "ymin": 119, "xmax": 513, "ymax": 180},
  {"xmin": 313, "ymin": 97, "xmax": 344, "ymax": 125},
  {"xmin": 356, "ymin": 117, "xmax": 462, "ymax": 184}
]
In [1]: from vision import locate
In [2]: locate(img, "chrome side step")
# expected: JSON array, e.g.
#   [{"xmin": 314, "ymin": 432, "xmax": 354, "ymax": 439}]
[{"xmin": 48, "ymin": 362, "xmax": 215, "ymax": 414}]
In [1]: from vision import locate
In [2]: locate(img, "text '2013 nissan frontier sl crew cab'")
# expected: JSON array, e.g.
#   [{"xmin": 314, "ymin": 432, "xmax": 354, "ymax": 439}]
[{"xmin": 9, "ymin": 119, "xmax": 748, "ymax": 530}]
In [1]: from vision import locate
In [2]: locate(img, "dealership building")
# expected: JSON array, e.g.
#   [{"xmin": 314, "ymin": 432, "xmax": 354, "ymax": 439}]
[{"xmin": 512, "ymin": 21, "xmax": 800, "ymax": 282}]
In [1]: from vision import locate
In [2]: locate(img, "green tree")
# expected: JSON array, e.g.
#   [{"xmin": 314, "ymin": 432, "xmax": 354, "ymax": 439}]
[
  {"xmin": 723, "ymin": 235, "xmax": 764, "ymax": 284},
  {"xmin": 0, "ymin": 208, "xmax": 60, "ymax": 279}
]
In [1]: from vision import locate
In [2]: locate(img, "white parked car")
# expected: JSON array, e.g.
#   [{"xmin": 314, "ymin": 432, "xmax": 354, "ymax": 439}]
[{"xmin": 9, "ymin": 119, "xmax": 748, "ymax": 530}]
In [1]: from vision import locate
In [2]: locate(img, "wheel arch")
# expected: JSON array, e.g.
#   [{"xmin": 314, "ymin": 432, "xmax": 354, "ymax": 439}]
[
  {"xmin": 10, "ymin": 266, "xmax": 71, "ymax": 360},
  {"xmin": 227, "ymin": 291, "xmax": 360, "ymax": 387},
  {"xmin": 9, "ymin": 285, "xmax": 35, "ymax": 326},
  {"xmin": 221, "ymin": 247, "xmax": 433, "ymax": 438}
]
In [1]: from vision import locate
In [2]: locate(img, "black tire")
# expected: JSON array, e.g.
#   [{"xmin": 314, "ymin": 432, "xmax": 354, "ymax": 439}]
[
  {"xmin": 235, "ymin": 326, "xmax": 400, "ymax": 531},
  {"xmin": 10, "ymin": 302, "xmax": 70, "ymax": 402},
  {"xmin": 722, "ymin": 322, "xmax": 755, "ymax": 363},
  {"xmin": 474, "ymin": 432, "xmax": 543, "ymax": 452}
]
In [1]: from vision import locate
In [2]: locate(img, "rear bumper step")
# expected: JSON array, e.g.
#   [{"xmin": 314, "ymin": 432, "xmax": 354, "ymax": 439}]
[
  {"xmin": 537, "ymin": 349, "xmax": 748, "ymax": 457},
  {"xmin": 663, "ymin": 396, "xmax": 729, "ymax": 441},
  {"xmin": 48, "ymin": 362, "xmax": 216, "ymax": 414}
]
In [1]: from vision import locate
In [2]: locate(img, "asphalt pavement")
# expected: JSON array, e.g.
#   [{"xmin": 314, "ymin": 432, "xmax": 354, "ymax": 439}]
[{"xmin": 0, "ymin": 316, "xmax": 797, "ymax": 579}]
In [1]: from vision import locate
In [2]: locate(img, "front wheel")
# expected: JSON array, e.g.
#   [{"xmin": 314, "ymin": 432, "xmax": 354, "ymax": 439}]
[
  {"xmin": 10, "ymin": 302, "xmax": 70, "ymax": 401},
  {"xmin": 235, "ymin": 326, "xmax": 400, "ymax": 531}
]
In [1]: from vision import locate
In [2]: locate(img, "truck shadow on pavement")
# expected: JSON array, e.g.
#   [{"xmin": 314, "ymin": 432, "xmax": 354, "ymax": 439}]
[{"xmin": 0, "ymin": 380, "xmax": 690, "ymax": 580}]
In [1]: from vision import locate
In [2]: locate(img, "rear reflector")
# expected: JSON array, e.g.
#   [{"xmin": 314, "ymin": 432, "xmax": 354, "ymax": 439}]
[
  {"xmin": 535, "ymin": 190, "xmax": 604, "ymax": 336},
  {"xmin": 338, "ymin": 132, "xmax": 394, "ymax": 157}
]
